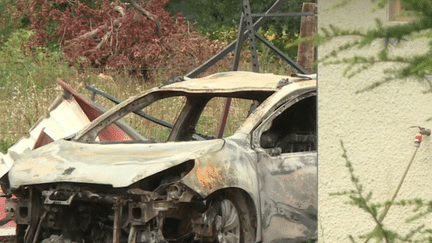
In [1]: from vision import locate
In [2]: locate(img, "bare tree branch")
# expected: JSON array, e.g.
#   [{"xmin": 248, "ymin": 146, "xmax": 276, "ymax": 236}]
[
  {"xmin": 126, "ymin": 0, "xmax": 163, "ymax": 37},
  {"xmin": 64, "ymin": 6, "xmax": 125, "ymax": 50}
]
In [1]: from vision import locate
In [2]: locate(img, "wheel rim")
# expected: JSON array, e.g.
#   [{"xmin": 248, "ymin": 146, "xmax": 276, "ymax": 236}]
[{"xmin": 217, "ymin": 199, "xmax": 241, "ymax": 243}]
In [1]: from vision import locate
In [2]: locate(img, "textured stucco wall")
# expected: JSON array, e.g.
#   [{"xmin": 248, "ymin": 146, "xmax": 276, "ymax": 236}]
[{"xmin": 318, "ymin": 1, "xmax": 432, "ymax": 242}]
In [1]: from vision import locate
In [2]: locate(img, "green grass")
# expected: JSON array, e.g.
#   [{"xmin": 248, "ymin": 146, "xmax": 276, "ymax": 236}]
[{"xmin": 0, "ymin": 138, "xmax": 15, "ymax": 154}]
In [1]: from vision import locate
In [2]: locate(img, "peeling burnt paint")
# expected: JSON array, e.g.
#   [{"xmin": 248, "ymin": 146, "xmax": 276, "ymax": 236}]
[
  {"xmin": 258, "ymin": 153, "xmax": 317, "ymax": 242},
  {"xmin": 196, "ymin": 165, "xmax": 222, "ymax": 190},
  {"xmin": 62, "ymin": 167, "xmax": 75, "ymax": 175},
  {"xmin": 9, "ymin": 139, "xmax": 224, "ymax": 189}
]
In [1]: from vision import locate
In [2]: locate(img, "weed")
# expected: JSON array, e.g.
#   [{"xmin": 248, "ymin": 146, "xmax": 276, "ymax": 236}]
[
  {"xmin": 0, "ymin": 139, "xmax": 15, "ymax": 154},
  {"xmin": 333, "ymin": 140, "xmax": 432, "ymax": 243}
]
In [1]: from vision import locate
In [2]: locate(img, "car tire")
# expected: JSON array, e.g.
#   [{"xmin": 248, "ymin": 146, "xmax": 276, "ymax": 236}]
[
  {"xmin": 215, "ymin": 198, "xmax": 241, "ymax": 243},
  {"xmin": 212, "ymin": 191, "xmax": 255, "ymax": 243}
]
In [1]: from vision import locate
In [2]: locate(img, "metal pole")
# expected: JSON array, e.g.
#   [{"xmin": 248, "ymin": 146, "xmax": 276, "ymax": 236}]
[
  {"xmin": 254, "ymin": 32, "xmax": 308, "ymax": 74},
  {"xmin": 185, "ymin": 0, "xmax": 285, "ymax": 78},
  {"xmin": 297, "ymin": 3, "xmax": 317, "ymax": 74},
  {"xmin": 215, "ymin": 13, "xmax": 247, "ymax": 138},
  {"xmin": 243, "ymin": 0, "xmax": 260, "ymax": 73},
  {"xmin": 113, "ymin": 203, "xmax": 122, "ymax": 243}
]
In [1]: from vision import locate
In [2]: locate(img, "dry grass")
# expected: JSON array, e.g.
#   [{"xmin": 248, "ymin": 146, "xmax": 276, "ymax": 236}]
[
  {"xmin": 196, "ymin": 97, "xmax": 252, "ymax": 138},
  {"xmin": 0, "ymin": 50, "xmax": 295, "ymax": 152}
]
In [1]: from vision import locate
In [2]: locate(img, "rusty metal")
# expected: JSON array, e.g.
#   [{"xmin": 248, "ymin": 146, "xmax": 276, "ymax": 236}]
[
  {"xmin": 214, "ymin": 11, "xmax": 248, "ymax": 138},
  {"xmin": 8, "ymin": 139, "xmax": 224, "ymax": 188},
  {"xmin": 32, "ymin": 129, "xmax": 54, "ymax": 150},
  {"xmin": 113, "ymin": 203, "xmax": 122, "ymax": 243},
  {"xmin": 128, "ymin": 225, "xmax": 137, "ymax": 243},
  {"xmin": 215, "ymin": 98, "xmax": 232, "ymax": 138},
  {"xmin": 4, "ymin": 72, "xmax": 317, "ymax": 242},
  {"xmin": 31, "ymin": 211, "xmax": 46, "ymax": 243},
  {"xmin": 58, "ymin": 79, "xmax": 140, "ymax": 141}
]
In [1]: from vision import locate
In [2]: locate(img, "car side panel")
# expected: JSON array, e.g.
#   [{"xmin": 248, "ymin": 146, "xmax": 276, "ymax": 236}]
[{"xmin": 258, "ymin": 152, "xmax": 317, "ymax": 243}]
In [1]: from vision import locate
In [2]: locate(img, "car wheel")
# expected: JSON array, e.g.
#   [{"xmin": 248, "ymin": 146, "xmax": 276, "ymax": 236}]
[{"xmin": 215, "ymin": 198, "xmax": 241, "ymax": 243}]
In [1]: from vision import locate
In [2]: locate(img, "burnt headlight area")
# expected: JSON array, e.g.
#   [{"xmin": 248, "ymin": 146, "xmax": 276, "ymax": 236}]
[
  {"xmin": 6, "ymin": 160, "xmax": 221, "ymax": 242},
  {"xmin": 128, "ymin": 160, "xmax": 195, "ymax": 192}
]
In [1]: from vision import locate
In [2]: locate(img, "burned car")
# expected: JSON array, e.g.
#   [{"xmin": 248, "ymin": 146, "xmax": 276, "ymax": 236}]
[{"xmin": 1, "ymin": 71, "xmax": 317, "ymax": 243}]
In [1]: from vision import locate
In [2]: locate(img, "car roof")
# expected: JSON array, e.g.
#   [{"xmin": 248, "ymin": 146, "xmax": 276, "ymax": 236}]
[
  {"xmin": 74, "ymin": 71, "xmax": 316, "ymax": 142},
  {"xmin": 159, "ymin": 71, "xmax": 314, "ymax": 93}
]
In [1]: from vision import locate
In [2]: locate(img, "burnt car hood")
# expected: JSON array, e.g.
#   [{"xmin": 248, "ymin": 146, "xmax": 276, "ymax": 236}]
[{"xmin": 8, "ymin": 139, "xmax": 224, "ymax": 189}]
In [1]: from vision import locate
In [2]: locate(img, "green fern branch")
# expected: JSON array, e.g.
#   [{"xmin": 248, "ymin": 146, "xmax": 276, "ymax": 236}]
[{"xmin": 340, "ymin": 140, "xmax": 390, "ymax": 243}]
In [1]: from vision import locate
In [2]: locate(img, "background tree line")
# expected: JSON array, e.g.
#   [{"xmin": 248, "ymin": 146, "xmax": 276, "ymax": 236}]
[
  {"xmin": 0, "ymin": 0, "xmax": 313, "ymax": 75},
  {"xmin": 0, "ymin": 0, "xmax": 313, "ymax": 154}
]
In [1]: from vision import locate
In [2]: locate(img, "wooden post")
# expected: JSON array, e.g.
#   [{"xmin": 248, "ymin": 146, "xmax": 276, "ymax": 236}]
[{"xmin": 297, "ymin": 3, "xmax": 316, "ymax": 74}]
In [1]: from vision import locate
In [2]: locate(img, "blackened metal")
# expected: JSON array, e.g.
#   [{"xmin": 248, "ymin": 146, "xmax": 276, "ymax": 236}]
[
  {"xmin": 128, "ymin": 225, "xmax": 137, "ymax": 243},
  {"xmin": 185, "ymin": 0, "xmax": 285, "ymax": 78},
  {"xmin": 0, "ymin": 213, "xmax": 12, "ymax": 226},
  {"xmin": 86, "ymin": 83, "xmax": 123, "ymax": 106},
  {"xmin": 276, "ymin": 78, "xmax": 291, "ymax": 89},
  {"xmin": 251, "ymin": 12, "xmax": 316, "ymax": 17},
  {"xmin": 254, "ymin": 32, "xmax": 308, "ymax": 74},
  {"xmin": 243, "ymin": 0, "xmax": 260, "ymax": 73},
  {"xmin": 113, "ymin": 203, "xmax": 122, "ymax": 243},
  {"xmin": 31, "ymin": 211, "xmax": 47, "ymax": 243},
  {"xmin": 86, "ymin": 83, "xmax": 174, "ymax": 130},
  {"xmin": 185, "ymin": 0, "xmax": 315, "ymax": 78},
  {"xmin": 232, "ymin": 13, "xmax": 246, "ymax": 71},
  {"xmin": 86, "ymin": 83, "xmax": 214, "ymax": 140},
  {"xmin": 291, "ymin": 73, "xmax": 317, "ymax": 80}
]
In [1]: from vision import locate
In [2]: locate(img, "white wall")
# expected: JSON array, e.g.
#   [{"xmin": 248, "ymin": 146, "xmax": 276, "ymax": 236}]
[{"xmin": 318, "ymin": 1, "xmax": 432, "ymax": 242}]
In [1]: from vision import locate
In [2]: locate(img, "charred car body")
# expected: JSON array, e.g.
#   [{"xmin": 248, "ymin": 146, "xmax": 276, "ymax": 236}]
[{"xmin": 1, "ymin": 72, "xmax": 317, "ymax": 243}]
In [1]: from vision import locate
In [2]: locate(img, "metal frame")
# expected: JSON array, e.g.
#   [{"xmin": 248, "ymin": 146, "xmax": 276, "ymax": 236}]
[
  {"xmin": 85, "ymin": 83, "xmax": 214, "ymax": 140},
  {"xmin": 185, "ymin": 0, "xmax": 317, "ymax": 78},
  {"xmin": 85, "ymin": 0, "xmax": 317, "ymax": 139},
  {"xmin": 211, "ymin": 0, "xmax": 316, "ymax": 137}
]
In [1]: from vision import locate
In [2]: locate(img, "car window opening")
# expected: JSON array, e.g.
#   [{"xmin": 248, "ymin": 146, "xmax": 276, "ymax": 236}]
[{"xmin": 260, "ymin": 96, "xmax": 316, "ymax": 153}]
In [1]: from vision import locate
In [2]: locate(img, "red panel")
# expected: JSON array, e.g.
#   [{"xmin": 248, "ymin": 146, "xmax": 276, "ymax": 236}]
[
  {"xmin": 32, "ymin": 130, "xmax": 54, "ymax": 150},
  {"xmin": 56, "ymin": 79, "xmax": 133, "ymax": 141},
  {"xmin": 0, "ymin": 189, "xmax": 16, "ymax": 235},
  {"xmin": 99, "ymin": 125, "xmax": 133, "ymax": 141}
]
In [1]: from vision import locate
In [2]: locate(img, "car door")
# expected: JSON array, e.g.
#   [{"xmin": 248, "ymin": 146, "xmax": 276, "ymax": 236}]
[{"xmin": 252, "ymin": 92, "xmax": 317, "ymax": 243}]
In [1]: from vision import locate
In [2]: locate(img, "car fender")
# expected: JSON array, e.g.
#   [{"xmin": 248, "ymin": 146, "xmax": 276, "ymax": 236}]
[{"xmin": 181, "ymin": 134, "xmax": 263, "ymax": 241}]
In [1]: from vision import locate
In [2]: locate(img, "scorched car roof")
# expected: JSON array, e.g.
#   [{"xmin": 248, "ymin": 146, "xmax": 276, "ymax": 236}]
[{"xmin": 159, "ymin": 71, "xmax": 309, "ymax": 93}]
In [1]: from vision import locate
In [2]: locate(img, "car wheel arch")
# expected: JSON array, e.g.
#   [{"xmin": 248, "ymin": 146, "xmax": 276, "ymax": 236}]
[{"xmin": 206, "ymin": 187, "xmax": 257, "ymax": 243}]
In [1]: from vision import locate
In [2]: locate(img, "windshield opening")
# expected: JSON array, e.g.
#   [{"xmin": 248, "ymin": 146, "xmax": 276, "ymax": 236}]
[{"xmin": 87, "ymin": 90, "xmax": 273, "ymax": 143}]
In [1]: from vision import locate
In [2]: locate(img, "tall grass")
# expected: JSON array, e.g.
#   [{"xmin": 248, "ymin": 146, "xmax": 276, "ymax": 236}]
[{"xmin": 0, "ymin": 29, "xmax": 300, "ymax": 153}]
